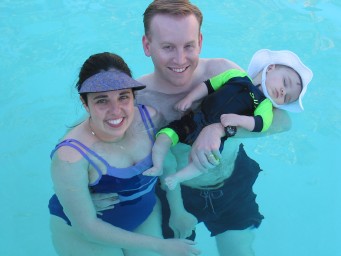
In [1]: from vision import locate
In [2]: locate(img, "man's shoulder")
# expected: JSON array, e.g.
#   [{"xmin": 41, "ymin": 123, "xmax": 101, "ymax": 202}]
[
  {"xmin": 137, "ymin": 73, "xmax": 152, "ymax": 84},
  {"xmin": 199, "ymin": 58, "xmax": 243, "ymax": 75}
]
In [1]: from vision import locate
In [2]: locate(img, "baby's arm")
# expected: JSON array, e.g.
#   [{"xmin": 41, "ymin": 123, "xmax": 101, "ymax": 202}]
[
  {"xmin": 143, "ymin": 133, "xmax": 172, "ymax": 176},
  {"xmin": 220, "ymin": 113, "xmax": 255, "ymax": 131},
  {"xmin": 176, "ymin": 69, "xmax": 246, "ymax": 112},
  {"xmin": 175, "ymin": 82, "xmax": 208, "ymax": 112},
  {"xmin": 221, "ymin": 98, "xmax": 274, "ymax": 134}
]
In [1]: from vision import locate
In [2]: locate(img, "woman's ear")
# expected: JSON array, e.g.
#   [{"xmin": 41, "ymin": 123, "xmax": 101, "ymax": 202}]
[{"xmin": 80, "ymin": 95, "xmax": 90, "ymax": 113}]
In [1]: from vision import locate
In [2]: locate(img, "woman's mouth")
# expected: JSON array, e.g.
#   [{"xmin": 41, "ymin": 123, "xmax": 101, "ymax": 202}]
[{"xmin": 106, "ymin": 118, "xmax": 124, "ymax": 127}]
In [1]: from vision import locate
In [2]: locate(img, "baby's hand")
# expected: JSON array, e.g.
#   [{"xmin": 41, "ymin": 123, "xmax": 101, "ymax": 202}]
[
  {"xmin": 220, "ymin": 113, "xmax": 240, "ymax": 127},
  {"xmin": 175, "ymin": 97, "xmax": 193, "ymax": 112}
]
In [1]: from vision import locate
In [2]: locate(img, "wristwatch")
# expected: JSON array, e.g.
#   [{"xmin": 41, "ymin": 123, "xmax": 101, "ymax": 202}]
[{"xmin": 224, "ymin": 125, "xmax": 237, "ymax": 138}]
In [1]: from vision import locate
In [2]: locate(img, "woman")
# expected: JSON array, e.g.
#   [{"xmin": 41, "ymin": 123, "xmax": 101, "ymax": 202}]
[{"xmin": 48, "ymin": 52, "xmax": 200, "ymax": 256}]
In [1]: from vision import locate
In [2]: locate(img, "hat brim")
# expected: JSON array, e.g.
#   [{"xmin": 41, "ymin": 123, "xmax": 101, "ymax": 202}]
[{"xmin": 79, "ymin": 70, "xmax": 146, "ymax": 94}]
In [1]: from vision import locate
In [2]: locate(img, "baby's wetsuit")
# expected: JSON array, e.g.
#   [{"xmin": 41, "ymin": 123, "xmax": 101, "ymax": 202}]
[
  {"xmin": 159, "ymin": 69, "xmax": 273, "ymax": 146},
  {"xmin": 48, "ymin": 105, "xmax": 158, "ymax": 231}
]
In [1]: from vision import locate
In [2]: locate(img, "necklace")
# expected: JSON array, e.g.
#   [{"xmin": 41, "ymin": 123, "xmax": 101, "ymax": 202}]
[
  {"xmin": 88, "ymin": 117, "xmax": 125, "ymax": 147},
  {"xmin": 88, "ymin": 117, "xmax": 96, "ymax": 136}
]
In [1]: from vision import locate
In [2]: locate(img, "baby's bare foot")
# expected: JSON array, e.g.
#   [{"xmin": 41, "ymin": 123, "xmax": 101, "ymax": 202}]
[
  {"xmin": 143, "ymin": 166, "xmax": 163, "ymax": 176},
  {"xmin": 165, "ymin": 176, "xmax": 180, "ymax": 190}
]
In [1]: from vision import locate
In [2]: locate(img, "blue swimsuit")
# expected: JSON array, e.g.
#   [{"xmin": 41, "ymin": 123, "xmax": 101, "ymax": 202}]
[{"xmin": 48, "ymin": 105, "xmax": 158, "ymax": 231}]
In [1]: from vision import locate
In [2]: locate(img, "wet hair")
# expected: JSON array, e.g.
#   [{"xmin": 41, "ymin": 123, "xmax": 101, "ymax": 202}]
[
  {"xmin": 76, "ymin": 52, "xmax": 132, "ymax": 104},
  {"xmin": 143, "ymin": 0, "xmax": 203, "ymax": 39}
]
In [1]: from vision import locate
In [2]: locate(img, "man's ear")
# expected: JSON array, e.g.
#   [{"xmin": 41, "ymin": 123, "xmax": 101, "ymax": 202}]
[
  {"xmin": 198, "ymin": 32, "xmax": 203, "ymax": 53},
  {"xmin": 142, "ymin": 35, "xmax": 151, "ymax": 57}
]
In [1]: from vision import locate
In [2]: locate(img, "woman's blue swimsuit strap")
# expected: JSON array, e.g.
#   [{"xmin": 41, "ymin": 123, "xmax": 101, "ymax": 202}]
[{"xmin": 48, "ymin": 104, "xmax": 158, "ymax": 231}]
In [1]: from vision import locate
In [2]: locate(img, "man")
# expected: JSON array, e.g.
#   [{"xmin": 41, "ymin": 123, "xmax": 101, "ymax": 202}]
[
  {"xmin": 94, "ymin": 1, "xmax": 291, "ymax": 255},
  {"xmin": 135, "ymin": 1, "xmax": 291, "ymax": 255}
]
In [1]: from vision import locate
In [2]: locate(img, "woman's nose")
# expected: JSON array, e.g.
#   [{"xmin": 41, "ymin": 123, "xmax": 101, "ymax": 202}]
[{"xmin": 109, "ymin": 101, "xmax": 121, "ymax": 115}]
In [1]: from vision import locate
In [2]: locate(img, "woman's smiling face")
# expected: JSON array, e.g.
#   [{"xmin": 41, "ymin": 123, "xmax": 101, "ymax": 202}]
[{"xmin": 84, "ymin": 89, "xmax": 135, "ymax": 142}]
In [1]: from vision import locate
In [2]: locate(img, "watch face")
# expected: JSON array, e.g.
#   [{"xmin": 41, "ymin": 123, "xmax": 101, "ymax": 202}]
[{"xmin": 225, "ymin": 126, "xmax": 237, "ymax": 137}]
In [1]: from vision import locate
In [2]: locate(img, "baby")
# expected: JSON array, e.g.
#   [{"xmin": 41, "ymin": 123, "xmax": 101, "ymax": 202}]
[{"xmin": 144, "ymin": 49, "xmax": 313, "ymax": 190}]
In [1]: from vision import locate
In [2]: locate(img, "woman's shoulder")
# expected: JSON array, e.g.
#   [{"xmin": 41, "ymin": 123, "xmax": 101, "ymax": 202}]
[{"xmin": 52, "ymin": 122, "xmax": 92, "ymax": 163}]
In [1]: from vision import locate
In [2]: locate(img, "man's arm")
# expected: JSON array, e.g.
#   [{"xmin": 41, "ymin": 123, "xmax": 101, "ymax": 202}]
[
  {"xmin": 236, "ymin": 108, "xmax": 291, "ymax": 137},
  {"xmin": 190, "ymin": 108, "xmax": 291, "ymax": 169}
]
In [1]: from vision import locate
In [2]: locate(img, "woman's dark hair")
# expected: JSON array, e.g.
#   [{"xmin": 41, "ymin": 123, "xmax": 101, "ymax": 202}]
[{"xmin": 76, "ymin": 52, "xmax": 132, "ymax": 104}]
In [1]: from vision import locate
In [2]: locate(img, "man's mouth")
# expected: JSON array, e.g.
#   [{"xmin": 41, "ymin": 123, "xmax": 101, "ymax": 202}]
[{"xmin": 170, "ymin": 67, "xmax": 188, "ymax": 73}]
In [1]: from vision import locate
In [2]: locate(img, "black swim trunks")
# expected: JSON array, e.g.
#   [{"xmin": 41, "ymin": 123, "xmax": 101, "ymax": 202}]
[{"xmin": 157, "ymin": 143, "xmax": 264, "ymax": 238}]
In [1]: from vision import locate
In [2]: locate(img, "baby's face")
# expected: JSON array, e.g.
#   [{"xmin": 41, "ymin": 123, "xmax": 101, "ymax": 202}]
[{"xmin": 265, "ymin": 65, "xmax": 302, "ymax": 105}]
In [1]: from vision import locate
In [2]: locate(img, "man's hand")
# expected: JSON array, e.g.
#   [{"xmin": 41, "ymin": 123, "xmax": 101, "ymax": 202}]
[
  {"xmin": 91, "ymin": 193, "xmax": 120, "ymax": 213},
  {"xmin": 190, "ymin": 123, "xmax": 224, "ymax": 170}
]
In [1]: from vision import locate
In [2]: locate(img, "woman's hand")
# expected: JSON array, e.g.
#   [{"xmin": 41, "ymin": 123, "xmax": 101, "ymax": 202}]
[{"xmin": 158, "ymin": 238, "xmax": 201, "ymax": 256}]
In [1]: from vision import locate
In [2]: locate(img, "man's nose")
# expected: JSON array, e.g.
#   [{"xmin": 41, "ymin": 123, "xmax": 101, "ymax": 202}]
[{"xmin": 174, "ymin": 49, "xmax": 186, "ymax": 65}]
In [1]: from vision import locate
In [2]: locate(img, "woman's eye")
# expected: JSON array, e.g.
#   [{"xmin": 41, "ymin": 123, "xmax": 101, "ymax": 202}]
[
  {"xmin": 120, "ymin": 95, "xmax": 130, "ymax": 101},
  {"xmin": 96, "ymin": 99, "xmax": 107, "ymax": 104}
]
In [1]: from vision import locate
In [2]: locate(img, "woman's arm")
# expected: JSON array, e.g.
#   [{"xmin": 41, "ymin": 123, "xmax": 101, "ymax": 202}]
[{"xmin": 51, "ymin": 148, "xmax": 199, "ymax": 255}]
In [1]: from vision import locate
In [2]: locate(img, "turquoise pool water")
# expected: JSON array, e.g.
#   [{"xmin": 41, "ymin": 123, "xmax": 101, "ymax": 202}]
[{"xmin": 1, "ymin": 1, "xmax": 340, "ymax": 255}]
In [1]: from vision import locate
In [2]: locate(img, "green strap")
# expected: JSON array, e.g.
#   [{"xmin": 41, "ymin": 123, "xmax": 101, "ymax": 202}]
[
  {"xmin": 254, "ymin": 98, "xmax": 273, "ymax": 132},
  {"xmin": 209, "ymin": 69, "xmax": 249, "ymax": 91},
  {"xmin": 156, "ymin": 128, "xmax": 179, "ymax": 146}
]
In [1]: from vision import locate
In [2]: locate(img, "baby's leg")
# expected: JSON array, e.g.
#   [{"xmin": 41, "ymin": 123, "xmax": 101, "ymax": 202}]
[{"xmin": 165, "ymin": 163, "xmax": 202, "ymax": 190}]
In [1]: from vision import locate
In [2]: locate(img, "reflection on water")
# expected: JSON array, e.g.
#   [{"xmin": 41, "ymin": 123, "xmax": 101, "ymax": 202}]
[{"xmin": 0, "ymin": 1, "xmax": 340, "ymax": 255}]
